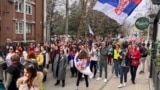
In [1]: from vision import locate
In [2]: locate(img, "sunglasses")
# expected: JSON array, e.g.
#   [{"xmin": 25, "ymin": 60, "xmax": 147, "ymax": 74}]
[{"xmin": 9, "ymin": 48, "xmax": 13, "ymax": 50}]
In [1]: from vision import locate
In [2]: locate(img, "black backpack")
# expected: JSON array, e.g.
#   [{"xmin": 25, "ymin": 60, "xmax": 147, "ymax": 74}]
[
  {"xmin": 42, "ymin": 52, "xmax": 46, "ymax": 67},
  {"xmin": 141, "ymin": 47, "xmax": 148, "ymax": 57}
]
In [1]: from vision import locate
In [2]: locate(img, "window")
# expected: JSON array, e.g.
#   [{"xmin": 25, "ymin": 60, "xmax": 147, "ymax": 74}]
[
  {"xmin": 15, "ymin": 0, "xmax": 23, "ymax": 13},
  {"xmin": 26, "ymin": 23, "xmax": 32, "ymax": 34},
  {"xmin": 15, "ymin": 22, "xmax": 23, "ymax": 34},
  {"xmin": 26, "ymin": 4, "xmax": 32, "ymax": 15}
]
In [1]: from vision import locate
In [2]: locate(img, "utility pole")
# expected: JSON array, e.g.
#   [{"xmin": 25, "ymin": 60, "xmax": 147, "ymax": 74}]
[
  {"xmin": 23, "ymin": 0, "xmax": 26, "ymax": 43},
  {"xmin": 65, "ymin": 0, "xmax": 69, "ymax": 42},
  {"xmin": 43, "ymin": 0, "xmax": 47, "ymax": 42}
]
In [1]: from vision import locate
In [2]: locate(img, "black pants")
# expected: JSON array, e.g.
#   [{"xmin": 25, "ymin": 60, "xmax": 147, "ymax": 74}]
[
  {"xmin": 120, "ymin": 67, "xmax": 129, "ymax": 84},
  {"xmin": 76, "ymin": 72, "xmax": 89, "ymax": 87},
  {"xmin": 70, "ymin": 67, "xmax": 77, "ymax": 77},
  {"xmin": 90, "ymin": 61, "xmax": 97, "ymax": 77},
  {"xmin": 130, "ymin": 65, "xmax": 138, "ymax": 82}
]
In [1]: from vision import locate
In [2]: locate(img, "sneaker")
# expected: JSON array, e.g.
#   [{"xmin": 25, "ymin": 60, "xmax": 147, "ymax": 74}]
[
  {"xmin": 123, "ymin": 83, "xmax": 126, "ymax": 87},
  {"xmin": 96, "ymin": 77, "xmax": 101, "ymax": 80},
  {"xmin": 139, "ymin": 71, "xmax": 143, "ymax": 74},
  {"xmin": 139, "ymin": 71, "xmax": 144, "ymax": 74},
  {"xmin": 113, "ymin": 75, "xmax": 118, "ymax": 78},
  {"xmin": 75, "ymin": 86, "xmax": 78, "ymax": 90},
  {"xmin": 118, "ymin": 84, "xmax": 123, "ymax": 88},
  {"xmin": 104, "ymin": 79, "xmax": 107, "ymax": 83},
  {"xmin": 82, "ymin": 75, "xmax": 84, "ymax": 78},
  {"xmin": 97, "ymin": 70, "xmax": 100, "ymax": 73}
]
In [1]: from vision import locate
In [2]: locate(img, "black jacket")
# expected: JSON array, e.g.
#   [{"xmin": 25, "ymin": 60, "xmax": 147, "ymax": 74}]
[{"xmin": 7, "ymin": 62, "xmax": 22, "ymax": 90}]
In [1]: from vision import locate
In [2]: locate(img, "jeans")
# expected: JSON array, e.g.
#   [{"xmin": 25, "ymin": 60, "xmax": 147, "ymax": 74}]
[
  {"xmin": 140, "ymin": 57, "xmax": 146, "ymax": 72},
  {"xmin": 120, "ymin": 66, "xmax": 129, "ymax": 84},
  {"xmin": 113, "ymin": 59, "xmax": 121, "ymax": 76},
  {"xmin": 99, "ymin": 60, "xmax": 107, "ymax": 78},
  {"xmin": 130, "ymin": 65, "xmax": 138, "ymax": 82},
  {"xmin": 97, "ymin": 59, "xmax": 100, "ymax": 70}
]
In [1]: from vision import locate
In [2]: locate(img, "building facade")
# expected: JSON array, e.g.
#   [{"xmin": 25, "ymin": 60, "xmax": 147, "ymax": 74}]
[{"xmin": 0, "ymin": 0, "xmax": 45, "ymax": 43}]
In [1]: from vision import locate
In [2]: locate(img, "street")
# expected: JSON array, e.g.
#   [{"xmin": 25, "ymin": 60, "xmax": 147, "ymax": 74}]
[
  {"xmin": 44, "ymin": 60, "xmax": 150, "ymax": 90},
  {"xmin": 44, "ymin": 64, "xmax": 113, "ymax": 90}
]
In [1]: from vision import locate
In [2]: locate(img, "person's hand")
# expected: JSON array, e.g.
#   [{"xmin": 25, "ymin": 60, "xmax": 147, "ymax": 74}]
[
  {"xmin": 22, "ymin": 76, "xmax": 28, "ymax": 84},
  {"xmin": 131, "ymin": 56, "xmax": 135, "ymax": 59}
]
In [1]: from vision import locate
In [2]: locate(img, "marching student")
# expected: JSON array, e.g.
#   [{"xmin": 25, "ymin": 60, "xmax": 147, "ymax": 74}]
[
  {"xmin": 96, "ymin": 41, "xmax": 108, "ymax": 83},
  {"xmin": 130, "ymin": 44, "xmax": 141, "ymax": 84},
  {"xmin": 118, "ymin": 46, "xmax": 130, "ymax": 88},
  {"xmin": 17, "ymin": 62, "xmax": 43, "ymax": 90},
  {"xmin": 53, "ymin": 47, "xmax": 68, "ymax": 87},
  {"xmin": 90, "ymin": 43, "xmax": 99, "ymax": 78},
  {"xmin": 75, "ymin": 50, "xmax": 90, "ymax": 90}
]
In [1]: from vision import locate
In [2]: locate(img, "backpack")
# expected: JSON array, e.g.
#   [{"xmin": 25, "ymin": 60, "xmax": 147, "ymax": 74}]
[
  {"xmin": 42, "ymin": 52, "xmax": 46, "ymax": 67},
  {"xmin": 141, "ymin": 47, "xmax": 148, "ymax": 57}
]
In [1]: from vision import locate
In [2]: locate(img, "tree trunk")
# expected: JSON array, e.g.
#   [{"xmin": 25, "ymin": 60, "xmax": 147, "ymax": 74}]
[{"xmin": 76, "ymin": 0, "xmax": 88, "ymax": 40}]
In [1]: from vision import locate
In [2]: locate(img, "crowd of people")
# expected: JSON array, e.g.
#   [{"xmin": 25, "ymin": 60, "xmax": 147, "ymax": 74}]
[{"xmin": 0, "ymin": 37, "xmax": 150, "ymax": 90}]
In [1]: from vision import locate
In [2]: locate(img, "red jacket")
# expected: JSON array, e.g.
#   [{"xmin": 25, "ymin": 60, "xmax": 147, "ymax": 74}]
[{"xmin": 130, "ymin": 49, "xmax": 141, "ymax": 67}]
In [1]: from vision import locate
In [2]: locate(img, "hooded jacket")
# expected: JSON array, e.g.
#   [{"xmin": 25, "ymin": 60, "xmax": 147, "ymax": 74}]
[{"xmin": 17, "ymin": 72, "xmax": 43, "ymax": 90}]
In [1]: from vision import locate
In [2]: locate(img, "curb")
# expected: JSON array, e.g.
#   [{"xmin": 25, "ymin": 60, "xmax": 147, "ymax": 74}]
[{"xmin": 149, "ymin": 78, "xmax": 155, "ymax": 90}]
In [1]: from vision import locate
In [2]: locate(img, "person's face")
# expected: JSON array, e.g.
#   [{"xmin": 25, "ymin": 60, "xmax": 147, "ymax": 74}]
[
  {"xmin": 15, "ymin": 50, "xmax": 20, "ymax": 55},
  {"xmin": 116, "ymin": 45, "xmax": 119, "ymax": 49},
  {"xmin": 30, "ymin": 43, "xmax": 34, "ymax": 48},
  {"xmin": 102, "ymin": 42, "xmax": 105, "ymax": 47},
  {"xmin": 7, "ymin": 38, "xmax": 11, "ymax": 43},
  {"xmin": 9, "ymin": 47, "xmax": 14, "ymax": 53},
  {"xmin": 37, "ymin": 43, "xmax": 41, "ymax": 47},
  {"xmin": 93, "ymin": 44, "xmax": 97, "ymax": 48},
  {"xmin": 81, "ymin": 45, "xmax": 85, "ymax": 50},
  {"xmin": 24, "ymin": 68, "xmax": 31, "ymax": 79},
  {"xmin": 35, "ymin": 51, "xmax": 39, "ymax": 55},
  {"xmin": 60, "ymin": 49, "xmax": 63, "ymax": 55},
  {"xmin": 132, "ymin": 44, "xmax": 136, "ymax": 49},
  {"xmin": 40, "ymin": 46, "xmax": 44, "ymax": 51},
  {"xmin": 128, "ymin": 45, "xmax": 131, "ymax": 49},
  {"xmin": 73, "ymin": 48, "xmax": 76, "ymax": 51}
]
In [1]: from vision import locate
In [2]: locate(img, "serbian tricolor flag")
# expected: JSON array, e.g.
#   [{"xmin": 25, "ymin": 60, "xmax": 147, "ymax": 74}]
[
  {"xmin": 74, "ymin": 52, "xmax": 93, "ymax": 78},
  {"xmin": 93, "ymin": 0, "xmax": 142, "ymax": 25}
]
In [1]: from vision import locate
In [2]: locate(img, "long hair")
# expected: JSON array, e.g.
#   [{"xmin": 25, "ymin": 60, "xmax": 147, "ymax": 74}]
[
  {"xmin": 24, "ymin": 62, "xmax": 37, "ymax": 87},
  {"xmin": 77, "ymin": 50, "xmax": 89, "ymax": 59}
]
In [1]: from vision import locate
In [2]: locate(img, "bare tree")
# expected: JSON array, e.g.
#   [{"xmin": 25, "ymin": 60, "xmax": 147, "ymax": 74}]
[{"xmin": 76, "ymin": 0, "xmax": 89, "ymax": 39}]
